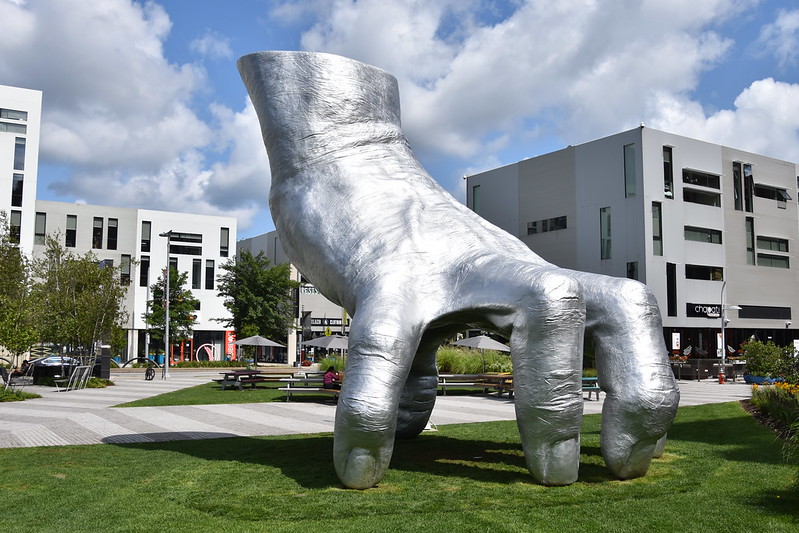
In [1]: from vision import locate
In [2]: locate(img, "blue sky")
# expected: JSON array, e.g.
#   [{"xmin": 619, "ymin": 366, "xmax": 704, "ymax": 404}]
[{"xmin": 2, "ymin": 0, "xmax": 798, "ymax": 239}]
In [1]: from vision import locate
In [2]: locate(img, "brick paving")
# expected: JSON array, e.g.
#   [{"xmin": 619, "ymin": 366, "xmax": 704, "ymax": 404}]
[{"xmin": 0, "ymin": 370, "xmax": 752, "ymax": 449}]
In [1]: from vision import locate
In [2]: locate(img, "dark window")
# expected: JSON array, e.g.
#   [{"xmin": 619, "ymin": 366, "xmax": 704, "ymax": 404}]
[
  {"xmin": 169, "ymin": 244, "xmax": 202, "ymax": 255},
  {"xmin": 684, "ymin": 226, "xmax": 722, "ymax": 244},
  {"xmin": 527, "ymin": 216, "xmax": 567, "ymax": 235},
  {"xmin": 527, "ymin": 221, "xmax": 538, "ymax": 235},
  {"xmin": 624, "ymin": 144, "xmax": 636, "ymax": 198},
  {"xmin": 682, "ymin": 169, "xmax": 720, "ymax": 189},
  {"xmin": 220, "ymin": 227, "xmax": 229, "ymax": 257},
  {"xmin": 685, "ymin": 264, "xmax": 723, "ymax": 281},
  {"xmin": 141, "ymin": 221, "xmax": 151, "ymax": 252},
  {"xmin": 745, "ymin": 217, "xmax": 755, "ymax": 265},
  {"xmin": 754, "ymin": 184, "xmax": 792, "ymax": 208},
  {"xmin": 666, "ymin": 263, "xmax": 677, "ymax": 317},
  {"xmin": 169, "ymin": 257, "xmax": 178, "ymax": 272},
  {"xmin": 732, "ymin": 162, "xmax": 743, "ymax": 211},
  {"xmin": 600, "ymin": 207, "xmax": 611, "ymax": 259},
  {"xmin": 757, "ymin": 236, "xmax": 789, "ymax": 253},
  {"xmin": 663, "ymin": 146, "xmax": 674, "ymax": 198},
  {"xmin": 205, "ymin": 260, "xmax": 214, "ymax": 290},
  {"xmin": 652, "ymin": 202, "xmax": 663, "ymax": 256},
  {"xmin": 626, "ymin": 261, "xmax": 638, "ymax": 280},
  {"xmin": 9, "ymin": 210, "xmax": 21, "ymax": 244},
  {"xmin": 683, "ymin": 188, "xmax": 721, "ymax": 207},
  {"xmin": 757, "ymin": 253, "xmax": 790, "ymax": 269},
  {"xmin": 170, "ymin": 232, "xmax": 202, "ymax": 243},
  {"xmin": 66, "ymin": 215, "xmax": 77, "ymax": 248},
  {"xmin": 743, "ymin": 164, "xmax": 754, "ymax": 212},
  {"xmin": 120, "ymin": 255, "xmax": 131, "ymax": 285},
  {"xmin": 472, "ymin": 185, "xmax": 480, "ymax": 213},
  {"xmin": 107, "ymin": 218, "xmax": 118, "ymax": 250},
  {"xmin": 0, "ymin": 108, "xmax": 27, "ymax": 121},
  {"xmin": 192, "ymin": 258, "xmax": 202, "ymax": 289},
  {"xmin": 34, "ymin": 212, "xmax": 46, "ymax": 245},
  {"xmin": 139, "ymin": 256, "xmax": 150, "ymax": 287},
  {"xmin": 92, "ymin": 217, "xmax": 103, "ymax": 249},
  {"xmin": 13, "ymin": 138, "xmax": 25, "ymax": 171},
  {"xmin": 11, "ymin": 173, "xmax": 23, "ymax": 207}
]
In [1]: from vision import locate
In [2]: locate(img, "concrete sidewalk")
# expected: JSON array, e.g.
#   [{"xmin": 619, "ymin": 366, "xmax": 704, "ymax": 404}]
[{"xmin": 0, "ymin": 371, "xmax": 752, "ymax": 449}]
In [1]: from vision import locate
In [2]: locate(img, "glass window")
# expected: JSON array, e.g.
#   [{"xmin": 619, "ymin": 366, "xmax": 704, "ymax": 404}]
[
  {"xmin": 34, "ymin": 212, "xmax": 46, "ymax": 245},
  {"xmin": 11, "ymin": 173, "xmax": 23, "ymax": 207},
  {"xmin": 624, "ymin": 144, "xmax": 636, "ymax": 198},
  {"xmin": 0, "ymin": 108, "xmax": 28, "ymax": 121},
  {"xmin": 666, "ymin": 263, "xmax": 677, "ymax": 317},
  {"xmin": 732, "ymin": 162, "xmax": 743, "ymax": 211},
  {"xmin": 92, "ymin": 217, "xmax": 103, "ymax": 249},
  {"xmin": 683, "ymin": 188, "xmax": 721, "ymax": 207},
  {"xmin": 120, "ymin": 255, "xmax": 131, "ymax": 285},
  {"xmin": 13, "ymin": 138, "xmax": 25, "ymax": 171},
  {"xmin": 205, "ymin": 260, "xmax": 215, "ymax": 290},
  {"xmin": 626, "ymin": 261, "xmax": 638, "ymax": 280},
  {"xmin": 107, "ymin": 218, "xmax": 118, "ymax": 250},
  {"xmin": 0, "ymin": 122, "xmax": 26, "ymax": 134},
  {"xmin": 141, "ymin": 221, "xmax": 151, "ymax": 252},
  {"xmin": 600, "ymin": 207, "xmax": 611, "ymax": 259},
  {"xmin": 527, "ymin": 221, "xmax": 537, "ymax": 235},
  {"xmin": 139, "ymin": 256, "xmax": 150, "ymax": 287},
  {"xmin": 192, "ymin": 258, "xmax": 202, "ymax": 289},
  {"xmin": 757, "ymin": 254, "xmax": 790, "ymax": 269},
  {"xmin": 9, "ymin": 210, "xmax": 21, "ymax": 244},
  {"xmin": 685, "ymin": 264, "xmax": 724, "ymax": 281},
  {"xmin": 472, "ymin": 185, "xmax": 481, "ymax": 213},
  {"xmin": 682, "ymin": 169, "xmax": 720, "ymax": 189},
  {"xmin": 169, "ymin": 232, "xmax": 202, "ymax": 243},
  {"xmin": 757, "ymin": 236, "xmax": 789, "ymax": 252},
  {"xmin": 220, "ymin": 227, "xmax": 229, "ymax": 257},
  {"xmin": 66, "ymin": 215, "xmax": 77, "ymax": 248},
  {"xmin": 169, "ymin": 257, "xmax": 178, "ymax": 272},
  {"xmin": 663, "ymin": 146, "xmax": 674, "ymax": 198},
  {"xmin": 743, "ymin": 164, "xmax": 754, "ymax": 212},
  {"xmin": 169, "ymin": 244, "xmax": 203, "ymax": 255},
  {"xmin": 652, "ymin": 202, "xmax": 663, "ymax": 256},
  {"xmin": 684, "ymin": 225, "xmax": 722, "ymax": 244},
  {"xmin": 745, "ymin": 217, "xmax": 755, "ymax": 265}
]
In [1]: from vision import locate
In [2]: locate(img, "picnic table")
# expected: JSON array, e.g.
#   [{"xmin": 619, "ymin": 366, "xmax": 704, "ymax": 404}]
[
  {"xmin": 278, "ymin": 376, "xmax": 340, "ymax": 402},
  {"xmin": 213, "ymin": 370, "xmax": 291, "ymax": 391}
]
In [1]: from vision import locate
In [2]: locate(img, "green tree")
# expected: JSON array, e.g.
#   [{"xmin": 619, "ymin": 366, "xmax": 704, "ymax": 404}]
[
  {"xmin": 0, "ymin": 212, "xmax": 38, "ymax": 360},
  {"xmin": 143, "ymin": 267, "xmax": 199, "ymax": 347},
  {"xmin": 216, "ymin": 250, "xmax": 299, "ymax": 341},
  {"xmin": 32, "ymin": 236, "xmax": 129, "ymax": 358}
]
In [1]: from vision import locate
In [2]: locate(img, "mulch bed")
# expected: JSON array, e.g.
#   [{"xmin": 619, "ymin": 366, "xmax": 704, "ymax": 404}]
[{"xmin": 740, "ymin": 399, "xmax": 795, "ymax": 442}]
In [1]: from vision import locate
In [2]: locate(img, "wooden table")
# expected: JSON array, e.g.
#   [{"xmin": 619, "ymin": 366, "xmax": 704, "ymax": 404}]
[{"xmin": 214, "ymin": 370, "xmax": 272, "ymax": 391}]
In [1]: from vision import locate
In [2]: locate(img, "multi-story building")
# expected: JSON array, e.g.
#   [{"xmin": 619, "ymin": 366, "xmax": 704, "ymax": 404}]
[
  {"xmin": 1, "ymin": 84, "xmax": 236, "ymax": 363},
  {"xmin": 239, "ymin": 231, "xmax": 350, "ymax": 366},
  {"xmin": 0, "ymin": 84, "xmax": 41, "ymax": 255},
  {"xmin": 467, "ymin": 126, "xmax": 799, "ymax": 357},
  {"xmin": 33, "ymin": 201, "xmax": 237, "ymax": 362}
]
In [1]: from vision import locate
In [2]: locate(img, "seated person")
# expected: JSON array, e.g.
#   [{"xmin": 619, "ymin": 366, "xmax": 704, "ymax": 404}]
[{"xmin": 323, "ymin": 366, "xmax": 341, "ymax": 390}]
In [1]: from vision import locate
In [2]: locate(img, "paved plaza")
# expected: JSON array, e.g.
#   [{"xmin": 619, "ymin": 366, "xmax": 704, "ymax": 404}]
[{"xmin": 0, "ymin": 370, "xmax": 753, "ymax": 448}]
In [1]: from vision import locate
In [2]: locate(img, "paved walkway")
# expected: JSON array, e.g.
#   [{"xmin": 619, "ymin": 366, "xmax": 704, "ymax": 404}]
[{"xmin": 0, "ymin": 370, "xmax": 752, "ymax": 449}]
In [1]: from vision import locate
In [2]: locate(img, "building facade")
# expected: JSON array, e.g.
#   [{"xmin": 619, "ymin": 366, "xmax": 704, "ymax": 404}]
[
  {"xmin": 238, "ymin": 231, "xmax": 350, "ymax": 366},
  {"xmin": 1, "ymin": 84, "xmax": 236, "ymax": 363},
  {"xmin": 0, "ymin": 84, "xmax": 41, "ymax": 255},
  {"xmin": 467, "ymin": 126, "xmax": 799, "ymax": 357}
]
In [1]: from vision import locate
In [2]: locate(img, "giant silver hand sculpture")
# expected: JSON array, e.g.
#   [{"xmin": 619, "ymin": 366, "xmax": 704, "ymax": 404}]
[{"xmin": 238, "ymin": 51, "xmax": 679, "ymax": 489}]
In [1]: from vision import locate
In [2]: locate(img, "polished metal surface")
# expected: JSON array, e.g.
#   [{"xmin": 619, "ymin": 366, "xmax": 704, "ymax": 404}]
[{"xmin": 238, "ymin": 51, "xmax": 679, "ymax": 489}]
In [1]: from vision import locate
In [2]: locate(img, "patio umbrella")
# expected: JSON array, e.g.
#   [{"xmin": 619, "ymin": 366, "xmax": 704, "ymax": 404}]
[
  {"xmin": 301, "ymin": 335, "xmax": 349, "ymax": 350},
  {"xmin": 233, "ymin": 335, "xmax": 285, "ymax": 365},
  {"xmin": 452, "ymin": 335, "xmax": 510, "ymax": 352},
  {"xmin": 452, "ymin": 335, "xmax": 510, "ymax": 373}
]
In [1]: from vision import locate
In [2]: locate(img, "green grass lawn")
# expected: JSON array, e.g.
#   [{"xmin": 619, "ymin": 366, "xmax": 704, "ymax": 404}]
[{"xmin": 0, "ymin": 402, "xmax": 796, "ymax": 532}]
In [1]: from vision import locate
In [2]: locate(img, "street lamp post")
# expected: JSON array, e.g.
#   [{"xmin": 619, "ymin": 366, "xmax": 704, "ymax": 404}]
[
  {"xmin": 719, "ymin": 280, "xmax": 742, "ymax": 384},
  {"xmin": 159, "ymin": 230, "xmax": 173, "ymax": 379}
]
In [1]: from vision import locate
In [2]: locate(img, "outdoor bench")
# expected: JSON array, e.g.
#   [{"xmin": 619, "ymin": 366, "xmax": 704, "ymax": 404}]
[
  {"xmin": 582, "ymin": 377, "xmax": 601, "ymax": 400},
  {"xmin": 278, "ymin": 377, "xmax": 340, "ymax": 402},
  {"xmin": 437, "ymin": 374, "xmax": 485, "ymax": 395}
]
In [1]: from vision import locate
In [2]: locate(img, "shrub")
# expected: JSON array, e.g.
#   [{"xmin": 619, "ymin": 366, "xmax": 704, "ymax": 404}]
[
  {"xmin": 317, "ymin": 356, "xmax": 345, "ymax": 372},
  {"xmin": 0, "ymin": 388, "xmax": 41, "ymax": 402},
  {"xmin": 742, "ymin": 340, "xmax": 792, "ymax": 378},
  {"xmin": 86, "ymin": 377, "xmax": 114, "ymax": 388}
]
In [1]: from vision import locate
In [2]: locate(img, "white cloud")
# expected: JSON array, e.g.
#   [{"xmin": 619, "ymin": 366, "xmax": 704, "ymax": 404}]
[
  {"xmin": 758, "ymin": 8, "xmax": 799, "ymax": 68},
  {"xmin": 190, "ymin": 30, "xmax": 234, "ymax": 60},
  {"xmin": 292, "ymin": 0, "xmax": 751, "ymax": 161}
]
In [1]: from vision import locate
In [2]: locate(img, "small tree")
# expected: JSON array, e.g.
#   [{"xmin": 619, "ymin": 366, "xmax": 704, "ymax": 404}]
[
  {"xmin": 216, "ymin": 250, "xmax": 299, "ymax": 341},
  {"xmin": 143, "ymin": 267, "xmax": 199, "ymax": 349},
  {"xmin": 0, "ymin": 212, "xmax": 38, "ymax": 361},
  {"xmin": 32, "ymin": 236, "xmax": 129, "ymax": 359}
]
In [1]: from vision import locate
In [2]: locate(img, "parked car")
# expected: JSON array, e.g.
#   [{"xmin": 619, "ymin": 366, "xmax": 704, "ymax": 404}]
[
  {"xmin": 30, "ymin": 356, "xmax": 82, "ymax": 367},
  {"xmin": 30, "ymin": 356, "xmax": 82, "ymax": 384}
]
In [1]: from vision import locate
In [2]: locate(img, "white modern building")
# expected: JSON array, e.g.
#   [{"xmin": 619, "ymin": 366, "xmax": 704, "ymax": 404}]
[
  {"xmin": 0, "ymin": 84, "xmax": 41, "ymax": 255},
  {"xmin": 1, "ymin": 84, "xmax": 237, "ymax": 363},
  {"xmin": 467, "ymin": 126, "xmax": 799, "ymax": 357},
  {"xmin": 239, "ymin": 231, "xmax": 350, "ymax": 366}
]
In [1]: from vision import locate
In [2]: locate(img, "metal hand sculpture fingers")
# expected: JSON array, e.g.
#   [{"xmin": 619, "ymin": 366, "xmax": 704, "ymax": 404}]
[{"xmin": 237, "ymin": 51, "xmax": 680, "ymax": 489}]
